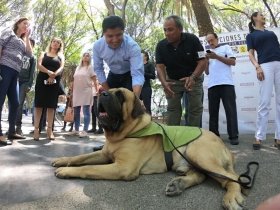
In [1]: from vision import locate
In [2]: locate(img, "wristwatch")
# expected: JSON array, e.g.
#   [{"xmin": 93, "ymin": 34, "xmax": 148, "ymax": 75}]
[{"xmin": 191, "ymin": 73, "xmax": 198, "ymax": 82}]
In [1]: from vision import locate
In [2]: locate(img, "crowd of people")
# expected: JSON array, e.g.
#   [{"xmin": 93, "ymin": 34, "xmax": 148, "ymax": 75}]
[{"xmin": 0, "ymin": 12, "xmax": 280, "ymax": 152}]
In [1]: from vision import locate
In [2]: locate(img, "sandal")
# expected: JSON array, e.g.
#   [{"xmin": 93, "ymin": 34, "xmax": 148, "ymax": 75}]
[{"xmin": 47, "ymin": 127, "xmax": 55, "ymax": 140}]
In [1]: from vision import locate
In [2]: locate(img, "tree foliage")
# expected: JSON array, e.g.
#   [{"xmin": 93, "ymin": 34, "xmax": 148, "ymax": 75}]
[
  {"xmin": 209, "ymin": 0, "xmax": 280, "ymax": 32},
  {"xmin": 31, "ymin": 0, "xmax": 95, "ymax": 87},
  {"xmin": 1, "ymin": 0, "xmax": 280, "ymax": 114},
  {"xmin": 0, "ymin": 0, "xmax": 31, "ymax": 27}
]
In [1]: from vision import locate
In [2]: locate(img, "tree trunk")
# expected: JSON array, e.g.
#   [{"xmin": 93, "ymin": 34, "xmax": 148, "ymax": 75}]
[
  {"xmin": 190, "ymin": 0, "xmax": 214, "ymax": 36},
  {"xmin": 103, "ymin": 0, "xmax": 128, "ymax": 27},
  {"xmin": 262, "ymin": 0, "xmax": 278, "ymax": 27},
  {"xmin": 103, "ymin": 0, "xmax": 115, "ymax": 15}
]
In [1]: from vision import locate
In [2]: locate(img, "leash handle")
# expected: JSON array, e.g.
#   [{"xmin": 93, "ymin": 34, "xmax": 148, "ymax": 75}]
[{"xmin": 155, "ymin": 122, "xmax": 259, "ymax": 189}]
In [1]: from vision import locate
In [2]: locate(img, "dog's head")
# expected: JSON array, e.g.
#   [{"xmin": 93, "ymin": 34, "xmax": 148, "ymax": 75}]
[{"xmin": 97, "ymin": 88, "xmax": 150, "ymax": 141}]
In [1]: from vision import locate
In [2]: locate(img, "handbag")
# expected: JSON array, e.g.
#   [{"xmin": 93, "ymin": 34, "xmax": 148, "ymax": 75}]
[
  {"xmin": 64, "ymin": 107, "xmax": 74, "ymax": 122},
  {"xmin": 64, "ymin": 97, "xmax": 74, "ymax": 122}
]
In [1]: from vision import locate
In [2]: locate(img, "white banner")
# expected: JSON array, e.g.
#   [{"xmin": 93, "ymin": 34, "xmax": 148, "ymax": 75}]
[{"xmin": 200, "ymin": 28, "xmax": 280, "ymax": 134}]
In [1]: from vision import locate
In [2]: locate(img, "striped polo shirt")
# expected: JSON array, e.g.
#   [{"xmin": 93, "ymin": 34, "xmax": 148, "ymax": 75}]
[{"xmin": 0, "ymin": 29, "xmax": 32, "ymax": 72}]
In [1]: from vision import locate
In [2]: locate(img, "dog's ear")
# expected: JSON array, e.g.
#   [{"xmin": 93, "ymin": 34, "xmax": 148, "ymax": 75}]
[{"xmin": 131, "ymin": 95, "xmax": 145, "ymax": 118}]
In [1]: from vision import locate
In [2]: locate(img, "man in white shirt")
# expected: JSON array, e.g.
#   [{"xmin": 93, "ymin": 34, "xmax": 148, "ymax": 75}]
[{"xmin": 205, "ymin": 32, "xmax": 239, "ymax": 145}]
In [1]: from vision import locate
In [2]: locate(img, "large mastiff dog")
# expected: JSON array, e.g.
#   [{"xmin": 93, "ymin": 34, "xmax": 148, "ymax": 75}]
[{"xmin": 52, "ymin": 88, "xmax": 247, "ymax": 210}]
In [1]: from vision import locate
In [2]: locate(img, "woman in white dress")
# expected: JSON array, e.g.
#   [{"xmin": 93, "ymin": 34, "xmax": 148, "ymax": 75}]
[{"xmin": 68, "ymin": 53, "xmax": 98, "ymax": 137}]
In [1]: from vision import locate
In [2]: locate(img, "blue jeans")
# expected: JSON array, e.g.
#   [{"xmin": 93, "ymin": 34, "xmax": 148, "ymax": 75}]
[
  {"xmin": 74, "ymin": 105, "xmax": 90, "ymax": 131},
  {"xmin": 8, "ymin": 82, "xmax": 19, "ymax": 112},
  {"xmin": 16, "ymin": 82, "xmax": 29, "ymax": 126},
  {"xmin": 0, "ymin": 65, "xmax": 19, "ymax": 136}
]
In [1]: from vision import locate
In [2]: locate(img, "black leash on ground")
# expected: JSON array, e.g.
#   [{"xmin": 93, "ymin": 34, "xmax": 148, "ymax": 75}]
[{"xmin": 156, "ymin": 122, "xmax": 259, "ymax": 189}]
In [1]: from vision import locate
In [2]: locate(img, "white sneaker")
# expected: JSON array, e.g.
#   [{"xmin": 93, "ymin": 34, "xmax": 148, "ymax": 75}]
[
  {"xmin": 67, "ymin": 130, "xmax": 79, "ymax": 136},
  {"xmin": 79, "ymin": 131, "xmax": 88, "ymax": 138}
]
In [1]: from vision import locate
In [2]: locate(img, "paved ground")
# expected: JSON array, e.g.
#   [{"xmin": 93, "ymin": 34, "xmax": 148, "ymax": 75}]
[{"xmin": 0, "ymin": 113, "xmax": 280, "ymax": 210}]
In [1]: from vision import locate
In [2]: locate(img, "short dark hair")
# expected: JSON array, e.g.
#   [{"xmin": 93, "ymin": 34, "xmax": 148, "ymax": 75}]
[
  {"xmin": 102, "ymin": 15, "xmax": 124, "ymax": 34},
  {"xmin": 29, "ymin": 38, "xmax": 35, "ymax": 46},
  {"xmin": 141, "ymin": 51, "xmax": 149, "ymax": 61},
  {"xmin": 206, "ymin": 32, "xmax": 218, "ymax": 39}
]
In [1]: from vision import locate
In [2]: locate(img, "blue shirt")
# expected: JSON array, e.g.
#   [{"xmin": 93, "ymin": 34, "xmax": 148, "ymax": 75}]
[
  {"xmin": 93, "ymin": 35, "xmax": 144, "ymax": 87},
  {"xmin": 246, "ymin": 29, "xmax": 280, "ymax": 64}
]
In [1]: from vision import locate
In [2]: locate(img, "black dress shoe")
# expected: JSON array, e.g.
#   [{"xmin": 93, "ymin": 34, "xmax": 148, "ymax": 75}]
[
  {"xmin": 0, "ymin": 140, "xmax": 12, "ymax": 145},
  {"xmin": 230, "ymin": 138, "xmax": 239, "ymax": 145},
  {"xmin": 88, "ymin": 128, "xmax": 96, "ymax": 133},
  {"xmin": 7, "ymin": 134, "xmax": 26, "ymax": 140},
  {"xmin": 94, "ymin": 130, "xmax": 104, "ymax": 134},
  {"xmin": 253, "ymin": 143, "xmax": 261, "ymax": 150},
  {"xmin": 93, "ymin": 145, "xmax": 104, "ymax": 151}
]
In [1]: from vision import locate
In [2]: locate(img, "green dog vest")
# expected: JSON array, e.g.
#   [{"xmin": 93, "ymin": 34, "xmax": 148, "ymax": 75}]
[{"xmin": 126, "ymin": 121, "xmax": 202, "ymax": 152}]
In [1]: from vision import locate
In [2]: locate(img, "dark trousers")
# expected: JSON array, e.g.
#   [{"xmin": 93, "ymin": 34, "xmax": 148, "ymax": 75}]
[
  {"xmin": 106, "ymin": 71, "xmax": 133, "ymax": 91},
  {"xmin": 0, "ymin": 65, "xmax": 19, "ymax": 135},
  {"xmin": 16, "ymin": 82, "xmax": 29, "ymax": 126},
  {"xmin": 140, "ymin": 86, "xmax": 152, "ymax": 115},
  {"xmin": 91, "ymin": 96, "xmax": 102, "ymax": 130},
  {"xmin": 208, "ymin": 85, "xmax": 239, "ymax": 140}
]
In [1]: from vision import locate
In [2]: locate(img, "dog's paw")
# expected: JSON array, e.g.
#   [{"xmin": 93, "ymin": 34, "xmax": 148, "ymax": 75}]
[
  {"xmin": 222, "ymin": 192, "xmax": 244, "ymax": 210},
  {"xmin": 165, "ymin": 178, "xmax": 185, "ymax": 196},
  {"xmin": 51, "ymin": 157, "xmax": 71, "ymax": 167},
  {"xmin": 54, "ymin": 167, "xmax": 73, "ymax": 179}
]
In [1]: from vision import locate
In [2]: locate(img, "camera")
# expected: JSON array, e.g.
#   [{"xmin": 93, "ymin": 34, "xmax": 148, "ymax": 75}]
[{"xmin": 206, "ymin": 50, "xmax": 212, "ymax": 53}]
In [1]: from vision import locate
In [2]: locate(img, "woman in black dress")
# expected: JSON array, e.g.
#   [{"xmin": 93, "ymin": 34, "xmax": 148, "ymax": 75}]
[{"xmin": 34, "ymin": 37, "xmax": 65, "ymax": 140}]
